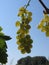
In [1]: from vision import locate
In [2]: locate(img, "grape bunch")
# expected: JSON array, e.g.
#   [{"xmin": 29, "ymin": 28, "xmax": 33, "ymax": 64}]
[
  {"xmin": 38, "ymin": 14, "xmax": 49, "ymax": 37},
  {"xmin": 15, "ymin": 7, "xmax": 33, "ymax": 54}
]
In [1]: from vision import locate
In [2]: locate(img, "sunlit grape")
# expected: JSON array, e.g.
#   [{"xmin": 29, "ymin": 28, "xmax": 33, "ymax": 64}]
[
  {"xmin": 19, "ymin": 7, "xmax": 26, "ymax": 11},
  {"xmin": 44, "ymin": 14, "xmax": 49, "ymax": 22},
  {"xmin": 18, "ymin": 45, "xmax": 24, "ymax": 50},
  {"xmin": 27, "ymin": 16, "xmax": 32, "ymax": 22},
  {"xmin": 19, "ymin": 34, "xmax": 25, "ymax": 38},
  {"xmin": 46, "ymin": 31, "xmax": 49, "ymax": 37},
  {"xmin": 38, "ymin": 13, "xmax": 49, "ymax": 37},
  {"xmin": 21, "ymin": 49, "xmax": 26, "ymax": 54},
  {"xmin": 17, "ymin": 41, "xmax": 21, "ymax": 45},
  {"xmin": 16, "ymin": 35, "xmax": 20, "ymax": 39},
  {"xmin": 25, "ymin": 25, "xmax": 31, "ymax": 29},
  {"xmin": 27, "ymin": 12, "xmax": 32, "ymax": 16},
  {"xmin": 41, "ymin": 26, "xmax": 46, "ymax": 32},
  {"xmin": 16, "ymin": 6, "xmax": 33, "ymax": 54},
  {"xmin": 15, "ymin": 21, "xmax": 20, "ymax": 27},
  {"xmin": 18, "ymin": 11, "xmax": 24, "ymax": 16},
  {"xmin": 25, "ymin": 18, "xmax": 30, "ymax": 24}
]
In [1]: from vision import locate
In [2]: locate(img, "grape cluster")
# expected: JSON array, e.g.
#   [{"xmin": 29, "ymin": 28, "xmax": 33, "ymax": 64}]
[
  {"xmin": 15, "ymin": 7, "xmax": 33, "ymax": 54},
  {"xmin": 38, "ymin": 14, "xmax": 49, "ymax": 37}
]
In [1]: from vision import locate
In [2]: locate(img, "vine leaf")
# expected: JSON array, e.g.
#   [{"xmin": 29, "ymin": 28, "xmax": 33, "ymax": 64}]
[{"xmin": 0, "ymin": 35, "xmax": 12, "ymax": 41}]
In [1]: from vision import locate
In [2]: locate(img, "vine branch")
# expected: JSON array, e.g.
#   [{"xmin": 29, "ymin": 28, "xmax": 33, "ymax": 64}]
[
  {"xmin": 25, "ymin": 0, "xmax": 31, "ymax": 8},
  {"xmin": 39, "ymin": 0, "xmax": 49, "ymax": 14}
]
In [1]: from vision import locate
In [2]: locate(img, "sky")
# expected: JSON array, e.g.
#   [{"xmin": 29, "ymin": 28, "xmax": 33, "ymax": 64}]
[{"xmin": 0, "ymin": 0, "xmax": 49, "ymax": 65}]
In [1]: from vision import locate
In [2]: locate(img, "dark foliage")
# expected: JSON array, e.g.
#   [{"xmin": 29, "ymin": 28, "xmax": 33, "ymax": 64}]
[
  {"xmin": 0, "ymin": 41, "xmax": 8, "ymax": 64},
  {"xmin": 0, "ymin": 26, "xmax": 12, "ymax": 64},
  {"xmin": 16, "ymin": 56, "xmax": 49, "ymax": 65},
  {"xmin": 0, "ymin": 48, "xmax": 8, "ymax": 64},
  {"xmin": 0, "ymin": 35, "xmax": 12, "ymax": 41}
]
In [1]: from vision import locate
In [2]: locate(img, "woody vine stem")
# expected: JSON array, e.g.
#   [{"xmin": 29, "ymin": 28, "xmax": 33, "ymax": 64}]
[
  {"xmin": 26, "ymin": 0, "xmax": 49, "ymax": 14},
  {"xmin": 24, "ymin": 0, "xmax": 31, "ymax": 8},
  {"xmin": 39, "ymin": 0, "xmax": 49, "ymax": 14}
]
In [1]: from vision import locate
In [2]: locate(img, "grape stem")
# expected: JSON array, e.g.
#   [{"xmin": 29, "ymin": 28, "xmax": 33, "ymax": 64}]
[
  {"xmin": 39, "ymin": 0, "xmax": 49, "ymax": 14},
  {"xmin": 24, "ymin": 0, "xmax": 31, "ymax": 8}
]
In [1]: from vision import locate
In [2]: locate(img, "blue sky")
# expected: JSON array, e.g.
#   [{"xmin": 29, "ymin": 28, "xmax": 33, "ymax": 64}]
[{"xmin": 0, "ymin": 0, "xmax": 49, "ymax": 65}]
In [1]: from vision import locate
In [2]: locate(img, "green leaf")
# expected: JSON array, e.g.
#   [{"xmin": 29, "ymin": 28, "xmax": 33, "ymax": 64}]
[
  {"xmin": 0, "ymin": 32, "xmax": 4, "ymax": 36},
  {"xmin": 0, "ymin": 39, "xmax": 7, "ymax": 49},
  {"xmin": 0, "ymin": 35, "xmax": 12, "ymax": 41},
  {"xmin": 0, "ymin": 26, "xmax": 3, "ymax": 31},
  {"xmin": 0, "ymin": 41, "xmax": 5, "ymax": 48},
  {"xmin": 0, "ymin": 48, "xmax": 8, "ymax": 64}
]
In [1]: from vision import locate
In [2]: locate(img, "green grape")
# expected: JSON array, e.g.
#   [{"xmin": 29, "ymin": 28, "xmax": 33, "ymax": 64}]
[
  {"xmin": 19, "ymin": 34, "xmax": 25, "ymax": 38},
  {"xmin": 27, "ymin": 49, "xmax": 31, "ymax": 53},
  {"xmin": 15, "ymin": 21, "xmax": 20, "ymax": 27},
  {"xmin": 25, "ymin": 18, "xmax": 30, "ymax": 24},
  {"xmin": 29, "ymin": 39, "xmax": 33, "ymax": 44},
  {"xmin": 25, "ymin": 25, "xmax": 31, "ymax": 29},
  {"xmin": 21, "ymin": 49, "xmax": 26, "ymax": 54},
  {"xmin": 27, "ymin": 16, "xmax": 32, "ymax": 22},
  {"xmin": 38, "ymin": 13, "xmax": 49, "ymax": 37},
  {"xmin": 17, "ymin": 40, "xmax": 21, "ymax": 45},
  {"xmin": 29, "ymin": 44, "xmax": 32, "ymax": 48},
  {"xmin": 16, "ymin": 34, "xmax": 25, "ymax": 40},
  {"xmin": 20, "ymin": 23, "xmax": 24, "ymax": 29},
  {"xmin": 18, "ymin": 45, "xmax": 24, "ymax": 50},
  {"xmin": 16, "ymin": 6, "xmax": 33, "ymax": 54},
  {"xmin": 25, "ymin": 46, "xmax": 31, "ymax": 53},
  {"xmin": 16, "ymin": 35, "xmax": 21, "ymax": 39},
  {"xmin": 25, "ymin": 35, "xmax": 30, "ymax": 39},
  {"xmin": 41, "ymin": 26, "xmax": 46, "ymax": 32},
  {"xmin": 46, "ymin": 31, "xmax": 49, "ymax": 37},
  {"xmin": 19, "ymin": 38, "xmax": 25, "ymax": 43},
  {"xmin": 17, "ymin": 29, "xmax": 21, "ymax": 34},
  {"xmin": 45, "ymin": 24, "xmax": 49, "ymax": 31}
]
